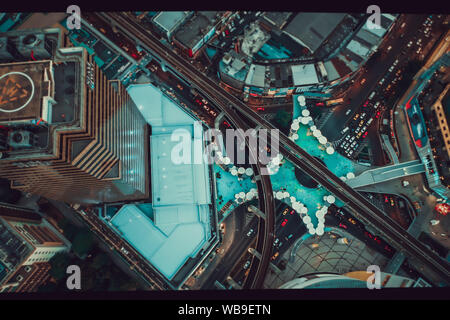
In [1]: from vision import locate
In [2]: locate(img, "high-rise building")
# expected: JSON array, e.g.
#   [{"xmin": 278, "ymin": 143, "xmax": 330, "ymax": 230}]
[
  {"xmin": 0, "ymin": 28, "xmax": 149, "ymax": 204},
  {"xmin": 0, "ymin": 208, "xmax": 71, "ymax": 293}
]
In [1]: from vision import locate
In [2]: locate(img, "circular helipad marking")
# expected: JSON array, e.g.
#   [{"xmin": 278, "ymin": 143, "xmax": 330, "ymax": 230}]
[{"xmin": 0, "ymin": 72, "xmax": 35, "ymax": 113}]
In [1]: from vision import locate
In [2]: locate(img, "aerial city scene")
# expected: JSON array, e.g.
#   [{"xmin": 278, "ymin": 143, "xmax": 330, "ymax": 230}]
[{"xmin": 0, "ymin": 10, "xmax": 449, "ymax": 296}]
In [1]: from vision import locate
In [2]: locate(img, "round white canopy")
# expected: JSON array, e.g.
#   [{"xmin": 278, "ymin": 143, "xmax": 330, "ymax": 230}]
[
  {"xmin": 319, "ymin": 136, "xmax": 328, "ymax": 144},
  {"xmin": 326, "ymin": 146, "xmax": 335, "ymax": 155}
]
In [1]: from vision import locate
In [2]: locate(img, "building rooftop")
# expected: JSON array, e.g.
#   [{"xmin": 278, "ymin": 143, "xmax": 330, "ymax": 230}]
[
  {"xmin": 291, "ymin": 64, "xmax": 319, "ymax": 86},
  {"xmin": 152, "ymin": 11, "xmax": 190, "ymax": 38},
  {"xmin": 174, "ymin": 11, "xmax": 223, "ymax": 50},
  {"xmin": 284, "ymin": 12, "xmax": 346, "ymax": 53},
  {"xmin": 261, "ymin": 12, "xmax": 292, "ymax": 30},
  {"xmin": 0, "ymin": 61, "xmax": 49, "ymax": 123},
  {"xmin": 0, "ymin": 217, "xmax": 33, "ymax": 272}
]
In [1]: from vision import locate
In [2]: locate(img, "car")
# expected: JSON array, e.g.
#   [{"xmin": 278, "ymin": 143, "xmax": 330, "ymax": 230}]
[
  {"xmin": 243, "ymin": 260, "xmax": 251, "ymax": 269},
  {"xmin": 282, "ymin": 208, "xmax": 289, "ymax": 215},
  {"xmin": 341, "ymin": 127, "xmax": 350, "ymax": 134},
  {"xmin": 386, "ymin": 45, "xmax": 392, "ymax": 52},
  {"xmin": 379, "ymin": 78, "xmax": 385, "ymax": 85},
  {"xmin": 271, "ymin": 252, "xmax": 279, "ymax": 260},
  {"xmin": 246, "ymin": 228, "xmax": 254, "ymax": 237},
  {"xmin": 416, "ymin": 47, "xmax": 422, "ymax": 54},
  {"xmin": 281, "ymin": 218, "xmax": 288, "ymax": 227},
  {"xmin": 373, "ymin": 236, "xmax": 382, "ymax": 245},
  {"xmin": 353, "ymin": 113, "xmax": 360, "ymax": 121},
  {"xmin": 368, "ymin": 91, "xmax": 376, "ymax": 99},
  {"xmin": 360, "ymin": 78, "xmax": 366, "ymax": 85},
  {"xmin": 407, "ymin": 40, "xmax": 413, "ymax": 48},
  {"xmin": 362, "ymin": 131, "xmax": 369, "ymax": 138},
  {"xmin": 390, "ymin": 198, "xmax": 395, "ymax": 207},
  {"xmin": 345, "ymin": 109, "xmax": 352, "ymax": 116},
  {"xmin": 256, "ymin": 107, "xmax": 265, "ymax": 111},
  {"xmin": 389, "ymin": 66, "xmax": 395, "ymax": 72}
]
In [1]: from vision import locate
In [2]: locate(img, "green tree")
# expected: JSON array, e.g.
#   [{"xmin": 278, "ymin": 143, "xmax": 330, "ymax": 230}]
[
  {"xmin": 273, "ymin": 110, "xmax": 292, "ymax": 134},
  {"xmin": 72, "ymin": 231, "xmax": 95, "ymax": 257},
  {"xmin": 91, "ymin": 253, "xmax": 110, "ymax": 270},
  {"xmin": 48, "ymin": 252, "xmax": 71, "ymax": 281}
]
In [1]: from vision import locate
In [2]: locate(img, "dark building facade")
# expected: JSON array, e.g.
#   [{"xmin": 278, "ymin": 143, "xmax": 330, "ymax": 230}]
[{"xmin": 0, "ymin": 28, "xmax": 149, "ymax": 204}]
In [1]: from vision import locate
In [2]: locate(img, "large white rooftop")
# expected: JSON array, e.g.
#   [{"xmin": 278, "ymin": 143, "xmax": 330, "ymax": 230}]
[
  {"xmin": 291, "ymin": 64, "xmax": 319, "ymax": 86},
  {"xmin": 116, "ymin": 83, "xmax": 213, "ymax": 280}
]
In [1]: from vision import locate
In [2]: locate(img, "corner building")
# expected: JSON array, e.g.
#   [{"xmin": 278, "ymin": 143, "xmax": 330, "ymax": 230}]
[{"xmin": 0, "ymin": 29, "xmax": 149, "ymax": 204}]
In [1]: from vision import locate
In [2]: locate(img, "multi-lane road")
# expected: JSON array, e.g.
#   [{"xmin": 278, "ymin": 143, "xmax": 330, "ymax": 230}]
[{"xmin": 99, "ymin": 12, "xmax": 450, "ymax": 285}]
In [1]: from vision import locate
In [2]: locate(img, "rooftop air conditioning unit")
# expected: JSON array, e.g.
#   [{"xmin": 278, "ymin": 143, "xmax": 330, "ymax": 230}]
[
  {"xmin": 17, "ymin": 33, "xmax": 52, "ymax": 60},
  {"xmin": 8, "ymin": 130, "xmax": 34, "ymax": 149}
]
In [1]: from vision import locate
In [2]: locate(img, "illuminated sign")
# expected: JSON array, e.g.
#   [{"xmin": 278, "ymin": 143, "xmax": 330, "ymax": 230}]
[{"xmin": 0, "ymin": 72, "xmax": 35, "ymax": 113}]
